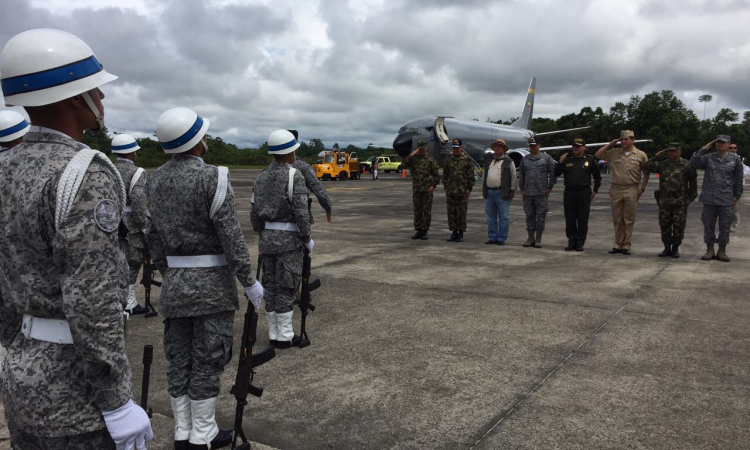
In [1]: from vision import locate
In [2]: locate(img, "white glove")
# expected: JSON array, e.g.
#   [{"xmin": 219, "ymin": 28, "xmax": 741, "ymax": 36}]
[
  {"xmin": 102, "ymin": 399, "xmax": 153, "ymax": 450},
  {"xmin": 244, "ymin": 281, "xmax": 264, "ymax": 310},
  {"xmin": 304, "ymin": 239, "xmax": 315, "ymax": 253}
]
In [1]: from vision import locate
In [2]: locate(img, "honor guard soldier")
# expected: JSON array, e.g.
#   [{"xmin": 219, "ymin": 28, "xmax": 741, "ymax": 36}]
[
  {"xmin": 146, "ymin": 107, "xmax": 264, "ymax": 449},
  {"xmin": 691, "ymin": 135, "xmax": 744, "ymax": 262},
  {"xmin": 0, "ymin": 29, "xmax": 152, "ymax": 449},
  {"xmin": 112, "ymin": 134, "xmax": 149, "ymax": 315},
  {"xmin": 442, "ymin": 138, "xmax": 475, "ymax": 242},
  {"xmin": 595, "ymin": 130, "xmax": 649, "ymax": 255},
  {"xmin": 251, "ymin": 130, "xmax": 312, "ymax": 348},
  {"xmin": 0, "ymin": 110, "xmax": 30, "ymax": 154},
  {"xmin": 519, "ymin": 136, "xmax": 556, "ymax": 248},
  {"xmin": 288, "ymin": 130, "xmax": 333, "ymax": 224},
  {"xmin": 644, "ymin": 143, "xmax": 697, "ymax": 258},
  {"xmin": 403, "ymin": 139, "xmax": 440, "ymax": 240},
  {"xmin": 555, "ymin": 138, "xmax": 601, "ymax": 251}
]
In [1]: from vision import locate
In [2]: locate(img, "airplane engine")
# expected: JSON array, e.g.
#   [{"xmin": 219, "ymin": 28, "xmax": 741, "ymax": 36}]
[{"xmin": 507, "ymin": 149, "xmax": 529, "ymax": 169}]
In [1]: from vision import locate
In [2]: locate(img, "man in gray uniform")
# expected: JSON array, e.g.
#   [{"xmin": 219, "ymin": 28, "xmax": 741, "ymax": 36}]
[
  {"xmin": 0, "ymin": 29, "xmax": 151, "ymax": 449},
  {"xmin": 252, "ymin": 129, "xmax": 313, "ymax": 349},
  {"xmin": 112, "ymin": 133, "xmax": 149, "ymax": 315},
  {"xmin": 147, "ymin": 107, "xmax": 263, "ymax": 449},
  {"xmin": 691, "ymin": 135, "xmax": 744, "ymax": 262},
  {"xmin": 519, "ymin": 136, "xmax": 556, "ymax": 248},
  {"xmin": 0, "ymin": 110, "xmax": 30, "ymax": 154},
  {"xmin": 289, "ymin": 130, "xmax": 332, "ymax": 224}
]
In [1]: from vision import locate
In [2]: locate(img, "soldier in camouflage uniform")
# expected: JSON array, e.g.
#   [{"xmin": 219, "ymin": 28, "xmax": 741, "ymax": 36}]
[
  {"xmin": 442, "ymin": 138, "xmax": 475, "ymax": 242},
  {"xmin": 691, "ymin": 135, "xmax": 744, "ymax": 262},
  {"xmin": 0, "ymin": 110, "xmax": 30, "ymax": 153},
  {"xmin": 289, "ymin": 130, "xmax": 333, "ymax": 224},
  {"xmin": 146, "ymin": 107, "xmax": 263, "ymax": 449},
  {"xmin": 112, "ymin": 134, "xmax": 149, "ymax": 315},
  {"xmin": 402, "ymin": 139, "xmax": 441, "ymax": 240},
  {"xmin": 251, "ymin": 130, "xmax": 312, "ymax": 349},
  {"xmin": 519, "ymin": 136, "xmax": 556, "ymax": 248},
  {"xmin": 644, "ymin": 144, "xmax": 697, "ymax": 258},
  {"xmin": 0, "ymin": 29, "xmax": 152, "ymax": 449}
]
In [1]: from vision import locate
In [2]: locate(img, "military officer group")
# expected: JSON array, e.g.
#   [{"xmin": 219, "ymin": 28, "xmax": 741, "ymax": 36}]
[{"xmin": 0, "ymin": 28, "xmax": 747, "ymax": 450}]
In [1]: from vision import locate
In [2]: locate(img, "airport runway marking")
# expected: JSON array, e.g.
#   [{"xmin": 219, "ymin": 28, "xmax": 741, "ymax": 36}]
[{"xmin": 326, "ymin": 187, "xmax": 370, "ymax": 191}]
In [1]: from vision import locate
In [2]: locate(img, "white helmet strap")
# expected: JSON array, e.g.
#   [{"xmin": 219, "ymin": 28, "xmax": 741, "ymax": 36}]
[{"xmin": 81, "ymin": 91, "xmax": 105, "ymax": 130}]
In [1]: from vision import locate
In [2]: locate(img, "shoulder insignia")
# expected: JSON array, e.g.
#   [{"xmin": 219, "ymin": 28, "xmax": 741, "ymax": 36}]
[{"xmin": 94, "ymin": 199, "xmax": 121, "ymax": 233}]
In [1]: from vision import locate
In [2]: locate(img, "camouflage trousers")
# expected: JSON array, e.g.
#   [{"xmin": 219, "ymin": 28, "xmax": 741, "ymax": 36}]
[
  {"xmin": 412, "ymin": 191, "xmax": 434, "ymax": 230},
  {"xmin": 262, "ymin": 249, "xmax": 303, "ymax": 314},
  {"xmin": 658, "ymin": 205, "xmax": 688, "ymax": 246},
  {"xmin": 523, "ymin": 195, "xmax": 549, "ymax": 231},
  {"xmin": 733, "ymin": 197, "xmax": 740, "ymax": 228},
  {"xmin": 701, "ymin": 204, "xmax": 733, "ymax": 245},
  {"xmin": 446, "ymin": 195, "xmax": 468, "ymax": 231},
  {"xmin": 163, "ymin": 310, "xmax": 234, "ymax": 400},
  {"xmin": 119, "ymin": 239, "xmax": 143, "ymax": 284},
  {"xmin": 10, "ymin": 429, "xmax": 114, "ymax": 450}
]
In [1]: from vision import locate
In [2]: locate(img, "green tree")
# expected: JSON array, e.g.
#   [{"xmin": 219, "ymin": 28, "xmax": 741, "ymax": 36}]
[{"xmin": 698, "ymin": 94, "xmax": 712, "ymax": 120}]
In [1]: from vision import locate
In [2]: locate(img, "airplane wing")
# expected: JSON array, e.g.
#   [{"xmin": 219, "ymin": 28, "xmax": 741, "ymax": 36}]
[{"xmin": 539, "ymin": 139, "xmax": 652, "ymax": 152}]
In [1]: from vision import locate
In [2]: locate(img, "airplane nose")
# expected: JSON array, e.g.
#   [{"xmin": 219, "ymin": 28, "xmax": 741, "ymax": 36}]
[{"xmin": 392, "ymin": 133, "xmax": 414, "ymax": 158}]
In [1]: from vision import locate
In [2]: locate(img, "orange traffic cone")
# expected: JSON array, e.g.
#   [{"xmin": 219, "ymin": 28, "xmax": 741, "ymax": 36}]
[
  {"xmin": 402, "ymin": 170, "xmax": 407, "ymax": 178},
  {"xmin": 656, "ymin": 173, "xmax": 659, "ymax": 179}
]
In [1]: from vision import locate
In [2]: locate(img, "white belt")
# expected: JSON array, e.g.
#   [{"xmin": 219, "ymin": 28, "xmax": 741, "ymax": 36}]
[
  {"xmin": 21, "ymin": 314, "xmax": 73, "ymax": 345},
  {"xmin": 265, "ymin": 222, "xmax": 299, "ymax": 232},
  {"xmin": 123, "ymin": 206, "xmax": 132, "ymax": 213},
  {"xmin": 167, "ymin": 254, "xmax": 228, "ymax": 268}
]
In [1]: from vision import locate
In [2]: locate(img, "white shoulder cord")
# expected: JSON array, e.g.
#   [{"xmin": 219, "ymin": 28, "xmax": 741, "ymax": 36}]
[
  {"xmin": 288, "ymin": 167, "xmax": 297, "ymax": 204},
  {"xmin": 55, "ymin": 149, "xmax": 126, "ymax": 229},
  {"xmin": 209, "ymin": 166, "xmax": 229, "ymax": 219},
  {"xmin": 130, "ymin": 167, "xmax": 146, "ymax": 197}
]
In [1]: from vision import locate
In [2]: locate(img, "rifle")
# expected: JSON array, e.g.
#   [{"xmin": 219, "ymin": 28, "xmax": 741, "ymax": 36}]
[
  {"xmin": 298, "ymin": 248, "xmax": 321, "ymax": 349},
  {"xmin": 140, "ymin": 254, "xmax": 161, "ymax": 318},
  {"xmin": 140, "ymin": 345, "xmax": 154, "ymax": 419},
  {"xmin": 230, "ymin": 293, "xmax": 276, "ymax": 450}
]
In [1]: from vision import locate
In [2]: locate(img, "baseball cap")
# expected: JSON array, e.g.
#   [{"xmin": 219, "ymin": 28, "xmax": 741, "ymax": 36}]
[
  {"xmin": 620, "ymin": 130, "xmax": 635, "ymax": 138},
  {"xmin": 491, "ymin": 138, "xmax": 508, "ymax": 148},
  {"xmin": 716, "ymin": 134, "xmax": 731, "ymax": 143},
  {"xmin": 528, "ymin": 136, "xmax": 541, "ymax": 146},
  {"xmin": 667, "ymin": 142, "xmax": 682, "ymax": 151},
  {"xmin": 573, "ymin": 138, "xmax": 586, "ymax": 147},
  {"xmin": 417, "ymin": 139, "xmax": 427, "ymax": 147},
  {"xmin": 451, "ymin": 138, "xmax": 463, "ymax": 148}
]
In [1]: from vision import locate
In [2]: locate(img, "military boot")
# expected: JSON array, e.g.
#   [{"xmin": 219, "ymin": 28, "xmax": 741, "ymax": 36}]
[
  {"xmin": 412, "ymin": 229, "xmax": 423, "ymax": 240},
  {"xmin": 420, "ymin": 229, "xmax": 428, "ymax": 240},
  {"xmin": 447, "ymin": 231, "xmax": 458, "ymax": 242},
  {"xmin": 671, "ymin": 245, "xmax": 680, "ymax": 258},
  {"xmin": 716, "ymin": 244, "xmax": 730, "ymax": 262},
  {"xmin": 658, "ymin": 245, "xmax": 672, "ymax": 257},
  {"xmin": 534, "ymin": 230, "xmax": 543, "ymax": 248},
  {"xmin": 456, "ymin": 231, "xmax": 464, "ymax": 242},
  {"xmin": 701, "ymin": 244, "xmax": 715, "ymax": 261},
  {"xmin": 523, "ymin": 230, "xmax": 535, "ymax": 247}
]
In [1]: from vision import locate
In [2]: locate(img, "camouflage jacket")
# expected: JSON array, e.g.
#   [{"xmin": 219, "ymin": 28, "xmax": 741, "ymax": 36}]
[
  {"xmin": 0, "ymin": 129, "xmax": 132, "ymax": 437},
  {"xmin": 251, "ymin": 161, "xmax": 311, "ymax": 255},
  {"xmin": 145, "ymin": 155, "xmax": 256, "ymax": 318},
  {"xmin": 115, "ymin": 158, "xmax": 147, "ymax": 249},
  {"xmin": 402, "ymin": 152, "xmax": 440, "ymax": 192},
  {"xmin": 644, "ymin": 156, "xmax": 697, "ymax": 206},
  {"xmin": 442, "ymin": 153, "xmax": 475, "ymax": 197},
  {"xmin": 292, "ymin": 156, "xmax": 331, "ymax": 225},
  {"xmin": 519, "ymin": 152, "xmax": 556, "ymax": 196},
  {"xmin": 690, "ymin": 149, "xmax": 744, "ymax": 205}
]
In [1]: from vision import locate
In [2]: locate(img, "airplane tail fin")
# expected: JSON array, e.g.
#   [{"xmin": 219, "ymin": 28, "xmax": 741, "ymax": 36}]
[{"xmin": 511, "ymin": 77, "xmax": 536, "ymax": 129}]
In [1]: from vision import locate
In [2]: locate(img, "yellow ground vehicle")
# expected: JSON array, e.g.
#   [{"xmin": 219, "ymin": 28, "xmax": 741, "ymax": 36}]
[{"xmin": 313, "ymin": 151, "xmax": 360, "ymax": 181}]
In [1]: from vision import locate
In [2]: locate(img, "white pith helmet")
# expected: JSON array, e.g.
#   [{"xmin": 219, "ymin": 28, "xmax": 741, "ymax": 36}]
[
  {"xmin": 1, "ymin": 29, "xmax": 117, "ymax": 109},
  {"xmin": 111, "ymin": 133, "xmax": 140, "ymax": 154},
  {"xmin": 267, "ymin": 129, "xmax": 299, "ymax": 155},
  {"xmin": 156, "ymin": 107, "xmax": 210, "ymax": 154},
  {"xmin": 0, "ymin": 110, "xmax": 30, "ymax": 143}
]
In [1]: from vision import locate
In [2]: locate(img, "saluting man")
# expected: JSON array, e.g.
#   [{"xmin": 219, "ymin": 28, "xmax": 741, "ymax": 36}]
[
  {"xmin": 0, "ymin": 110, "xmax": 30, "ymax": 154},
  {"xmin": 112, "ymin": 133, "xmax": 149, "ymax": 315},
  {"xmin": 403, "ymin": 139, "xmax": 441, "ymax": 240},
  {"xmin": 251, "ymin": 129, "xmax": 312, "ymax": 348},
  {"xmin": 644, "ymin": 143, "xmax": 697, "ymax": 258},
  {"xmin": 0, "ymin": 29, "xmax": 152, "ymax": 449},
  {"xmin": 146, "ymin": 107, "xmax": 263, "ymax": 449},
  {"xmin": 519, "ymin": 136, "xmax": 556, "ymax": 248},
  {"xmin": 442, "ymin": 138, "xmax": 475, "ymax": 242}
]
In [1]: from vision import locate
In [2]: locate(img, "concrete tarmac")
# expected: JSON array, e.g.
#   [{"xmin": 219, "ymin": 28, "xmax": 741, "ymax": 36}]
[{"xmin": 3, "ymin": 170, "xmax": 748, "ymax": 449}]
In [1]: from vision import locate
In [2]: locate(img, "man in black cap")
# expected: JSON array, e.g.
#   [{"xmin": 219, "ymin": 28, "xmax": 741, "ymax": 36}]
[
  {"xmin": 442, "ymin": 138, "xmax": 475, "ymax": 242},
  {"xmin": 554, "ymin": 138, "xmax": 601, "ymax": 251},
  {"xmin": 519, "ymin": 136, "xmax": 556, "ymax": 248},
  {"xmin": 403, "ymin": 139, "xmax": 441, "ymax": 239}
]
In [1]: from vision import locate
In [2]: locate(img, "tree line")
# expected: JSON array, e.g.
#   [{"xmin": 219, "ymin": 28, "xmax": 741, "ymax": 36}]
[{"xmin": 85, "ymin": 89, "xmax": 749, "ymax": 167}]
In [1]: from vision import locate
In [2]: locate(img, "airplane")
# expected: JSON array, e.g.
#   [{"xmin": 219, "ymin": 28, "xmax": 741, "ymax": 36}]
[{"xmin": 391, "ymin": 77, "xmax": 650, "ymax": 169}]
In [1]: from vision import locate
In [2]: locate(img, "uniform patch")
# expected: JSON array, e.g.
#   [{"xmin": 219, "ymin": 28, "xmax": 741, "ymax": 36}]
[{"xmin": 94, "ymin": 199, "xmax": 121, "ymax": 232}]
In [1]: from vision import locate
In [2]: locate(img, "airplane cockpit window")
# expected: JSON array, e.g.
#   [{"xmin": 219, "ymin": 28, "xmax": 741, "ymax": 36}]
[{"xmin": 337, "ymin": 155, "xmax": 346, "ymax": 164}]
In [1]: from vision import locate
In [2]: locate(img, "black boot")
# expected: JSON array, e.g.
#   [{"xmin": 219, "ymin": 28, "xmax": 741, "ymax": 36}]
[
  {"xmin": 671, "ymin": 244, "xmax": 680, "ymax": 258},
  {"xmin": 420, "ymin": 230, "xmax": 428, "ymax": 240},
  {"xmin": 175, "ymin": 441, "xmax": 190, "ymax": 450},
  {"xmin": 187, "ymin": 429, "xmax": 234, "ymax": 450},
  {"xmin": 447, "ymin": 231, "xmax": 457, "ymax": 242},
  {"xmin": 456, "ymin": 231, "xmax": 464, "ymax": 242},
  {"xmin": 658, "ymin": 245, "xmax": 672, "ymax": 257},
  {"xmin": 564, "ymin": 240, "xmax": 575, "ymax": 251},
  {"xmin": 412, "ymin": 229, "xmax": 423, "ymax": 239}
]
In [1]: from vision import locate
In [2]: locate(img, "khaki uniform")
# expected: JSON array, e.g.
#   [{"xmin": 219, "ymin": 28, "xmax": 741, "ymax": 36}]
[{"xmin": 603, "ymin": 147, "xmax": 648, "ymax": 250}]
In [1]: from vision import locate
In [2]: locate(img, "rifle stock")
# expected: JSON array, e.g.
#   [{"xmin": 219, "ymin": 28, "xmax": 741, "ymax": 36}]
[
  {"xmin": 140, "ymin": 256, "xmax": 161, "ymax": 318},
  {"xmin": 140, "ymin": 345, "xmax": 154, "ymax": 419},
  {"xmin": 298, "ymin": 248, "xmax": 320, "ymax": 348}
]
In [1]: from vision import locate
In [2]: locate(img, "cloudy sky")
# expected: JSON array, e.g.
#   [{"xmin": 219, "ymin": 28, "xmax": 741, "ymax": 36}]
[{"xmin": 2, "ymin": 0, "xmax": 749, "ymax": 148}]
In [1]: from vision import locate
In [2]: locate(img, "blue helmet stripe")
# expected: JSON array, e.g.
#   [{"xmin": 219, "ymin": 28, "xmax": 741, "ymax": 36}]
[
  {"xmin": 112, "ymin": 141, "xmax": 138, "ymax": 151},
  {"xmin": 161, "ymin": 116, "xmax": 204, "ymax": 150},
  {"xmin": 268, "ymin": 139, "xmax": 297, "ymax": 152},
  {"xmin": 1, "ymin": 56, "xmax": 104, "ymax": 97},
  {"xmin": 0, "ymin": 120, "xmax": 29, "ymax": 138}
]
